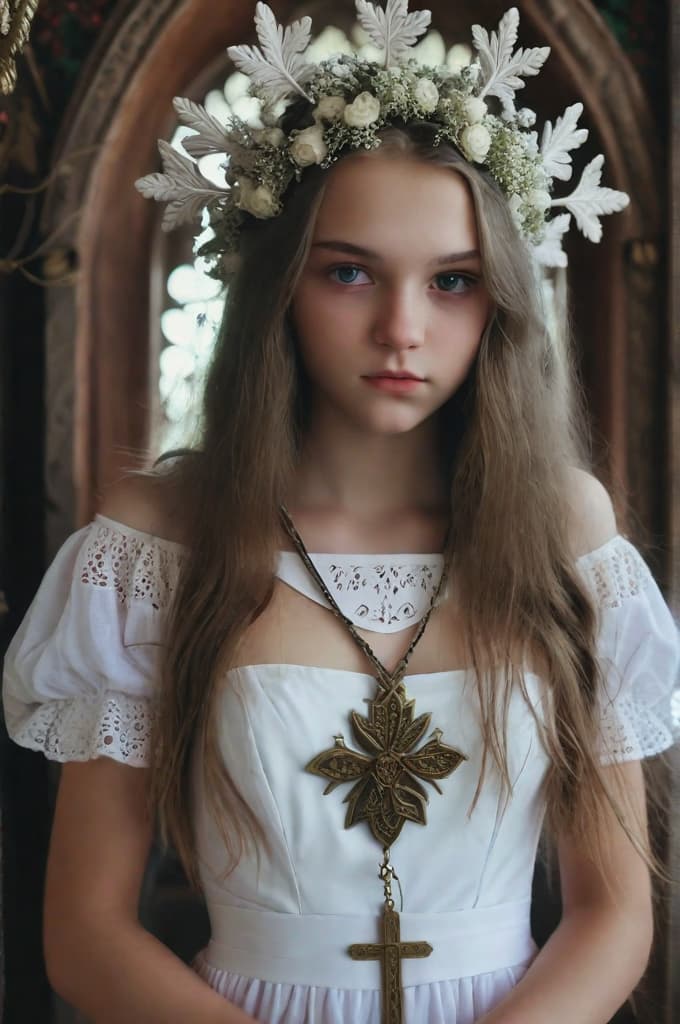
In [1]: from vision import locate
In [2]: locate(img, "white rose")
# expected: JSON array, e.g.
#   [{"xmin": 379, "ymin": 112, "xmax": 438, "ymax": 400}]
[
  {"xmin": 313, "ymin": 95, "xmax": 346, "ymax": 123},
  {"xmin": 343, "ymin": 91, "xmax": 381, "ymax": 128},
  {"xmin": 290, "ymin": 125, "xmax": 328, "ymax": 166},
  {"xmin": 527, "ymin": 188, "xmax": 552, "ymax": 211},
  {"xmin": 462, "ymin": 96, "xmax": 487, "ymax": 124},
  {"xmin": 414, "ymin": 78, "xmax": 439, "ymax": 113},
  {"xmin": 460, "ymin": 123, "xmax": 491, "ymax": 163},
  {"xmin": 237, "ymin": 179, "xmax": 277, "ymax": 219}
]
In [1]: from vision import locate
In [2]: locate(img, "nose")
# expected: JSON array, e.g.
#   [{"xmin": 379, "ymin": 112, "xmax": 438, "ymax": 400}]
[{"xmin": 372, "ymin": 284, "xmax": 426, "ymax": 350}]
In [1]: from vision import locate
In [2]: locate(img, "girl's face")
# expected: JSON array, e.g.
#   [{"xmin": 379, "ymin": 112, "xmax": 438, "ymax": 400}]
[{"xmin": 291, "ymin": 152, "xmax": 491, "ymax": 437}]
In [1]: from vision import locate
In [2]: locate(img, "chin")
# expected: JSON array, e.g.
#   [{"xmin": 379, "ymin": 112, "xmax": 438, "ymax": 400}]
[{"xmin": 355, "ymin": 408, "xmax": 432, "ymax": 436}]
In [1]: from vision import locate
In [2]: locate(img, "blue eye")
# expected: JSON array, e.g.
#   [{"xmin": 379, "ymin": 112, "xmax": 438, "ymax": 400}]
[
  {"xmin": 435, "ymin": 272, "xmax": 474, "ymax": 294},
  {"xmin": 330, "ymin": 265, "xmax": 368, "ymax": 285}
]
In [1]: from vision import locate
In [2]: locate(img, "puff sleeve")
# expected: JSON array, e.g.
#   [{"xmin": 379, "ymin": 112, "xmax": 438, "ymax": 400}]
[
  {"xmin": 576, "ymin": 535, "xmax": 680, "ymax": 764},
  {"xmin": 2, "ymin": 515, "xmax": 184, "ymax": 766}
]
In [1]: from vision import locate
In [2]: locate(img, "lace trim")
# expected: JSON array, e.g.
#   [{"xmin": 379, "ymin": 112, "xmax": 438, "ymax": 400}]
[
  {"xmin": 10, "ymin": 692, "xmax": 154, "ymax": 766},
  {"xmin": 599, "ymin": 694, "xmax": 677, "ymax": 764},
  {"xmin": 80, "ymin": 520, "xmax": 183, "ymax": 610},
  {"xmin": 577, "ymin": 536, "xmax": 652, "ymax": 609},
  {"xmin": 278, "ymin": 552, "xmax": 444, "ymax": 629}
]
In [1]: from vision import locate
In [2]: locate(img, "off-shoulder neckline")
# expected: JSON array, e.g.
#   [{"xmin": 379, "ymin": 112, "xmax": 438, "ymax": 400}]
[{"xmin": 93, "ymin": 512, "xmax": 632, "ymax": 566}]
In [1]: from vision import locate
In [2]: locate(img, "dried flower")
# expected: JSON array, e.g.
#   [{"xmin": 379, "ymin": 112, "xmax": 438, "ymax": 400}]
[
  {"xmin": 343, "ymin": 91, "xmax": 381, "ymax": 128},
  {"xmin": 314, "ymin": 95, "xmax": 347, "ymax": 123},
  {"xmin": 236, "ymin": 178, "xmax": 278, "ymax": 218},
  {"xmin": 290, "ymin": 125, "xmax": 328, "ymax": 166}
]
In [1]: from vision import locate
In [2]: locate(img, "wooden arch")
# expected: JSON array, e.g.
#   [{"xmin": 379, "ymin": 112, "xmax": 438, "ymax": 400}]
[{"xmin": 42, "ymin": 0, "xmax": 667, "ymax": 559}]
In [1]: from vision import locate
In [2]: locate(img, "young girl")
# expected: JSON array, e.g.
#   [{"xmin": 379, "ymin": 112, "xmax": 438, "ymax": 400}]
[{"xmin": 4, "ymin": 4, "xmax": 678, "ymax": 1023}]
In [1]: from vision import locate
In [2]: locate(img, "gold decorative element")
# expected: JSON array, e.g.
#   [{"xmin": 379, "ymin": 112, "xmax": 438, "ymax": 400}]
[
  {"xmin": 280, "ymin": 505, "xmax": 463, "ymax": 1024},
  {"xmin": 349, "ymin": 905, "xmax": 432, "ymax": 1024},
  {"xmin": 1, "ymin": 0, "xmax": 39, "ymax": 95},
  {"xmin": 306, "ymin": 684, "xmax": 466, "ymax": 847}
]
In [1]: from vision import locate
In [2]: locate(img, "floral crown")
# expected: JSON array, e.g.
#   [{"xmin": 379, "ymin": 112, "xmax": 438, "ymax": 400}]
[{"xmin": 135, "ymin": 1, "xmax": 629, "ymax": 281}]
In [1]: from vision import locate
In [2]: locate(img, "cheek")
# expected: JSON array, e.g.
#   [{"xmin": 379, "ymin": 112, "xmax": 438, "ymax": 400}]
[{"xmin": 436, "ymin": 295, "xmax": 489, "ymax": 361}]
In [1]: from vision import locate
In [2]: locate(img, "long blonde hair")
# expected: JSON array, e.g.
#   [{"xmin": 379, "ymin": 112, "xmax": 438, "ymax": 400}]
[{"xmin": 150, "ymin": 124, "xmax": 648, "ymax": 889}]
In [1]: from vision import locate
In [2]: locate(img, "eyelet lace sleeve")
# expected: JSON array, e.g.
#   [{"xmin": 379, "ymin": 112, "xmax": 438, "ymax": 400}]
[
  {"xmin": 2, "ymin": 516, "xmax": 184, "ymax": 766},
  {"xmin": 577, "ymin": 536, "xmax": 680, "ymax": 764}
]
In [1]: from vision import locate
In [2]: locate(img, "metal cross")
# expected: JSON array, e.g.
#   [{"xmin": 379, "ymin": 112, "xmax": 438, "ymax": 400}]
[{"xmin": 349, "ymin": 906, "xmax": 432, "ymax": 1024}]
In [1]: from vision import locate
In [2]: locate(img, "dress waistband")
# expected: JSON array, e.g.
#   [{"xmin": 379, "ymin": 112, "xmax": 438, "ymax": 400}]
[{"xmin": 200, "ymin": 899, "xmax": 537, "ymax": 989}]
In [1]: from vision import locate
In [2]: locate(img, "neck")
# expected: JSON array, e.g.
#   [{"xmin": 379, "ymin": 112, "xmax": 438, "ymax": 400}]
[{"xmin": 291, "ymin": 408, "xmax": 448, "ymax": 522}]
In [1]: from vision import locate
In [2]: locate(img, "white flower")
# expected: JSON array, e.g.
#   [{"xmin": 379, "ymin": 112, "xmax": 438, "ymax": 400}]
[
  {"xmin": 290, "ymin": 125, "xmax": 328, "ymax": 166},
  {"xmin": 414, "ymin": 78, "xmax": 439, "ymax": 113},
  {"xmin": 466, "ymin": 62, "xmax": 481, "ymax": 86},
  {"xmin": 460, "ymin": 124, "xmax": 491, "ymax": 163},
  {"xmin": 517, "ymin": 107, "xmax": 536, "ymax": 128},
  {"xmin": 237, "ymin": 178, "xmax": 278, "ymax": 218},
  {"xmin": 507, "ymin": 193, "xmax": 524, "ymax": 229},
  {"xmin": 462, "ymin": 96, "xmax": 487, "ymax": 124},
  {"xmin": 313, "ymin": 95, "xmax": 347, "ymax": 123},
  {"xmin": 527, "ymin": 188, "xmax": 552, "ymax": 211},
  {"xmin": 524, "ymin": 131, "xmax": 539, "ymax": 157},
  {"xmin": 343, "ymin": 92, "xmax": 381, "ymax": 129}
]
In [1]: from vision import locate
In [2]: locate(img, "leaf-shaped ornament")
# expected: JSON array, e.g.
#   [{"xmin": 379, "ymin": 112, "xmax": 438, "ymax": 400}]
[
  {"xmin": 402, "ymin": 729, "xmax": 467, "ymax": 781},
  {"xmin": 135, "ymin": 140, "xmax": 228, "ymax": 231},
  {"xmin": 551, "ymin": 155, "xmax": 629, "ymax": 243},
  {"xmin": 227, "ymin": 2, "xmax": 314, "ymax": 105},
  {"xmin": 306, "ymin": 737, "xmax": 372, "ymax": 792},
  {"xmin": 355, "ymin": 0, "xmax": 431, "ymax": 66},
  {"xmin": 531, "ymin": 213, "xmax": 571, "ymax": 268},
  {"xmin": 173, "ymin": 98, "xmax": 230, "ymax": 159},
  {"xmin": 472, "ymin": 7, "xmax": 550, "ymax": 115},
  {"xmin": 540, "ymin": 103, "xmax": 588, "ymax": 182}
]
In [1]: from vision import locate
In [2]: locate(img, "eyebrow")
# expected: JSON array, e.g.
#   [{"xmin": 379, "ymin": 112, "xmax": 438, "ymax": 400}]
[{"xmin": 311, "ymin": 240, "xmax": 481, "ymax": 265}]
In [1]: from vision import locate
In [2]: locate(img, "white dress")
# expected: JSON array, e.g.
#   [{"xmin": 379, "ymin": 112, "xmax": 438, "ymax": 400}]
[{"xmin": 3, "ymin": 514, "xmax": 679, "ymax": 1024}]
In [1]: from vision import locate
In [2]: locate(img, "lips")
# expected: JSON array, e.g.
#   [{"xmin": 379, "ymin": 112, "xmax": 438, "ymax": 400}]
[{"xmin": 364, "ymin": 371, "xmax": 424, "ymax": 381}]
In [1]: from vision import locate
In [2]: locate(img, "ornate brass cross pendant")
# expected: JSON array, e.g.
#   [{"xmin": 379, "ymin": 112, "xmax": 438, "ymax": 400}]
[{"xmin": 349, "ymin": 905, "xmax": 432, "ymax": 1024}]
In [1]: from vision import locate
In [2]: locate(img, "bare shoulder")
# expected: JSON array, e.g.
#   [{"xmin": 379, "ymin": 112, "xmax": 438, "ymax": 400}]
[
  {"xmin": 98, "ymin": 462, "xmax": 188, "ymax": 546},
  {"xmin": 564, "ymin": 467, "xmax": 618, "ymax": 558}
]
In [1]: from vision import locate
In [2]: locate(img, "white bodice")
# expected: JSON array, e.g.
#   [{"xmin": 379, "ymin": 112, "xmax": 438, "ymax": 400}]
[{"xmin": 3, "ymin": 514, "xmax": 679, "ymax": 1022}]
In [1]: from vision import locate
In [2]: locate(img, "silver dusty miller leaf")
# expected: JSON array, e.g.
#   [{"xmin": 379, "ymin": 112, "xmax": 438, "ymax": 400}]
[
  {"xmin": 135, "ymin": 140, "xmax": 227, "ymax": 231},
  {"xmin": 551, "ymin": 155, "xmax": 629, "ymax": 243},
  {"xmin": 355, "ymin": 0, "xmax": 431, "ymax": 66},
  {"xmin": 472, "ymin": 7, "xmax": 550, "ymax": 116},
  {"xmin": 227, "ymin": 2, "xmax": 314, "ymax": 105},
  {"xmin": 540, "ymin": 103, "xmax": 588, "ymax": 183},
  {"xmin": 532, "ymin": 213, "xmax": 571, "ymax": 268},
  {"xmin": 173, "ymin": 98, "xmax": 230, "ymax": 159}
]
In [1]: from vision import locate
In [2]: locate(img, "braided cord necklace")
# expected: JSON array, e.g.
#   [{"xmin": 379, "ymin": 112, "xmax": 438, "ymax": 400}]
[{"xmin": 279, "ymin": 505, "xmax": 467, "ymax": 1024}]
